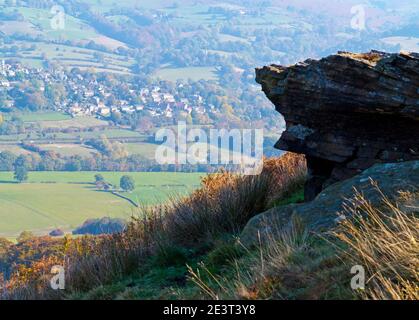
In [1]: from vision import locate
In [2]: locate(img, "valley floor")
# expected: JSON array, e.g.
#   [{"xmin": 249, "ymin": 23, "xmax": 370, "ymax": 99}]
[{"xmin": 0, "ymin": 171, "xmax": 202, "ymax": 239}]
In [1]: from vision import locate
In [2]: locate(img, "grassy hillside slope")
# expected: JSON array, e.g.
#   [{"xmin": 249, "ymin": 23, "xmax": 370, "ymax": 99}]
[{"xmin": 1, "ymin": 154, "xmax": 417, "ymax": 300}]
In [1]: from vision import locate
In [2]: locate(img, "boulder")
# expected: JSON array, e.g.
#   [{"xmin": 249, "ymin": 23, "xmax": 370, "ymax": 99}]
[
  {"xmin": 256, "ymin": 51, "xmax": 419, "ymax": 200},
  {"xmin": 240, "ymin": 161, "xmax": 419, "ymax": 247}
]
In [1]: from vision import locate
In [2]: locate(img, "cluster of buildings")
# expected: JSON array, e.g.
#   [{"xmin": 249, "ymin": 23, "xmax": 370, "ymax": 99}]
[
  {"xmin": 68, "ymin": 85, "xmax": 217, "ymax": 119},
  {"xmin": 0, "ymin": 60, "xmax": 219, "ymax": 120}
]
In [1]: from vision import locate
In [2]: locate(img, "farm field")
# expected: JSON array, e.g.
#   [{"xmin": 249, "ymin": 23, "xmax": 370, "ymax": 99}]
[
  {"xmin": 0, "ymin": 115, "xmax": 112, "ymax": 142},
  {"xmin": 154, "ymin": 66, "xmax": 219, "ymax": 82},
  {"xmin": 4, "ymin": 112, "xmax": 72, "ymax": 122},
  {"xmin": 219, "ymin": 33, "xmax": 250, "ymax": 44},
  {"xmin": 1, "ymin": 7, "xmax": 97, "ymax": 40},
  {"xmin": 2, "ymin": 113, "xmax": 110, "ymax": 128},
  {"xmin": 0, "ymin": 171, "xmax": 203, "ymax": 239},
  {"xmin": 125, "ymin": 142, "xmax": 158, "ymax": 158},
  {"xmin": 0, "ymin": 128, "xmax": 147, "ymax": 141},
  {"xmin": 37, "ymin": 143, "xmax": 99, "ymax": 157},
  {"xmin": 0, "ymin": 1, "xmax": 298, "ymax": 80},
  {"xmin": 36, "ymin": 116, "xmax": 108, "ymax": 129},
  {"xmin": 0, "ymin": 21, "xmax": 135, "ymax": 73},
  {"xmin": 0, "ymin": 144, "xmax": 33, "ymax": 155}
]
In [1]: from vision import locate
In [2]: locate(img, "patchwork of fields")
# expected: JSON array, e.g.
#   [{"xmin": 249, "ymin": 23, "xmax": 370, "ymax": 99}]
[
  {"xmin": 0, "ymin": 112, "xmax": 155, "ymax": 158},
  {"xmin": 0, "ymin": 1, "xmax": 293, "ymax": 81},
  {"xmin": 0, "ymin": 111, "xmax": 205, "ymax": 239},
  {"xmin": 0, "ymin": 171, "xmax": 203, "ymax": 239},
  {"xmin": 153, "ymin": 66, "xmax": 219, "ymax": 82},
  {"xmin": 0, "ymin": 112, "xmax": 278, "ymax": 160}
]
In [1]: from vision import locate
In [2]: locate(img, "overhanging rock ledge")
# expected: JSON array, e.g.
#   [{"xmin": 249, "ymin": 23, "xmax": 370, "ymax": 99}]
[{"xmin": 256, "ymin": 51, "xmax": 419, "ymax": 201}]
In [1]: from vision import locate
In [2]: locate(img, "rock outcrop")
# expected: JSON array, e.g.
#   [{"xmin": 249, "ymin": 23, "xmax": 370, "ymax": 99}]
[
  {"xmin": 240, "ymin": 160, "xmax": 419, "ymax": 247},
  {"xmin": 256, "ymin": 51, "xmax": 419, "ymax": 200}
]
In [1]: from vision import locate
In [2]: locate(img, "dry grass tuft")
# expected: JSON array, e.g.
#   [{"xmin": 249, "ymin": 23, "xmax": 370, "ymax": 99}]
[
  {"xmin": 188, "ymin": 216, "xmax": 310, "ymax": 300},
  {"xmin": 189, "ymin": 183, "xmax": 418, "ymax": 300},
  {"xmin": 335, "ymin": 186, "xmax": 419, "ymax": 300},
  {"xmin": 157, "ymin": 153, "xmax": 306, "ymax": 246}
]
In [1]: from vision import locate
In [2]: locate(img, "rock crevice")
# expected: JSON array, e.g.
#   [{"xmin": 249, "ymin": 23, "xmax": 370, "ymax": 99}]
[{"xmin": 256, "ymin": 51, "xmax": 419, "ymax": 200}]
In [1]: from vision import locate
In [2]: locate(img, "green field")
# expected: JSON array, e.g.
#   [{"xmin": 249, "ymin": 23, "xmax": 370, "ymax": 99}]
[
  {"xmin": 2, "ymin": 114, "xmax": 112, "ymax": 129},
  {"xmin": 37, "ymin": 144, "xmax": 99, "ymax": 157},
  {"xmin": 37, "ymin": 116, "xmax": 108, "ymax": 129},
  {"xmin": 0, "ymin": 128, "xmax": 146, "ymax": 141},
  {"xmin": 0, "ymin": 1, "xmax": 296, "ymax": 76},
  {"xmin": 6, "ymin": 7, "xmax": 97, "ymax": 40},
  {"xmin": 219, "ymin": 33, "xmax": 250, "ymax": 44},
  {"xmin": 154, "ymin": 66, "xmax": 219, "ymax": 82},
  {"xmin": 125, "ymin": 142, "xmax": 158, "ymax": 158},
  {"xmin": 0, "ymin": 171, "xmax": 203, "ymax": 239},
  {"xmin": 5, "ymin": 112, "xmax": 72, "ymax": 122}
]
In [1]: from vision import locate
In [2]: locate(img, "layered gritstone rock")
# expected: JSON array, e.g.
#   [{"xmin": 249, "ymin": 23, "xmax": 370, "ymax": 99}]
[{"xmin": 256, "ymin": 51, "xmax": 419, "ymax": 200}]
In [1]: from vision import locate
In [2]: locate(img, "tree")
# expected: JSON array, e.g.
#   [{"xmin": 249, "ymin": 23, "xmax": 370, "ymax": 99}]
[
  {"xmin": 65, "ymin": 158, "xmax": 82, "ymax": 171},
  {"xmin": 16, "ymin": 89, "xmax": 48, "ymax": 111},
  {"xmin": 94, "ymin": 174, "xmax": 108, "ymax": 190},
  {"xmin": 14, "ymin": 166, "xmax": 28, "ymax": 183},
  {"xmin": 120, "ymin": 175, "xmax": 135, "ymax": 192},
  {"xmin": 17, "ymin": 231, "xmax": 34, "ymax": 243},
  {"xmin": 72, "ymin": 217, "xmax": 126, "ymax": 235},
  {"xmin": 0, "ymin": 237, "xmax": 12, "ymax": 257},
  {"xmin": 94, "ymin": 174, "xmax": 105, "ymax": 183},
  {"xmin": 0, "ymin": 151, "xmax": 16, "ymax": 171},
  {"xmin": 110, "ymin": 111, "xmax": 122, "ymax": 123},
  {"xmin": 45, "ymin": 83, "xmax": 66, "ymax": 104},
  {"xmin": 13, "ymin": 155, "xmax": 28, "ymax": 183}
]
